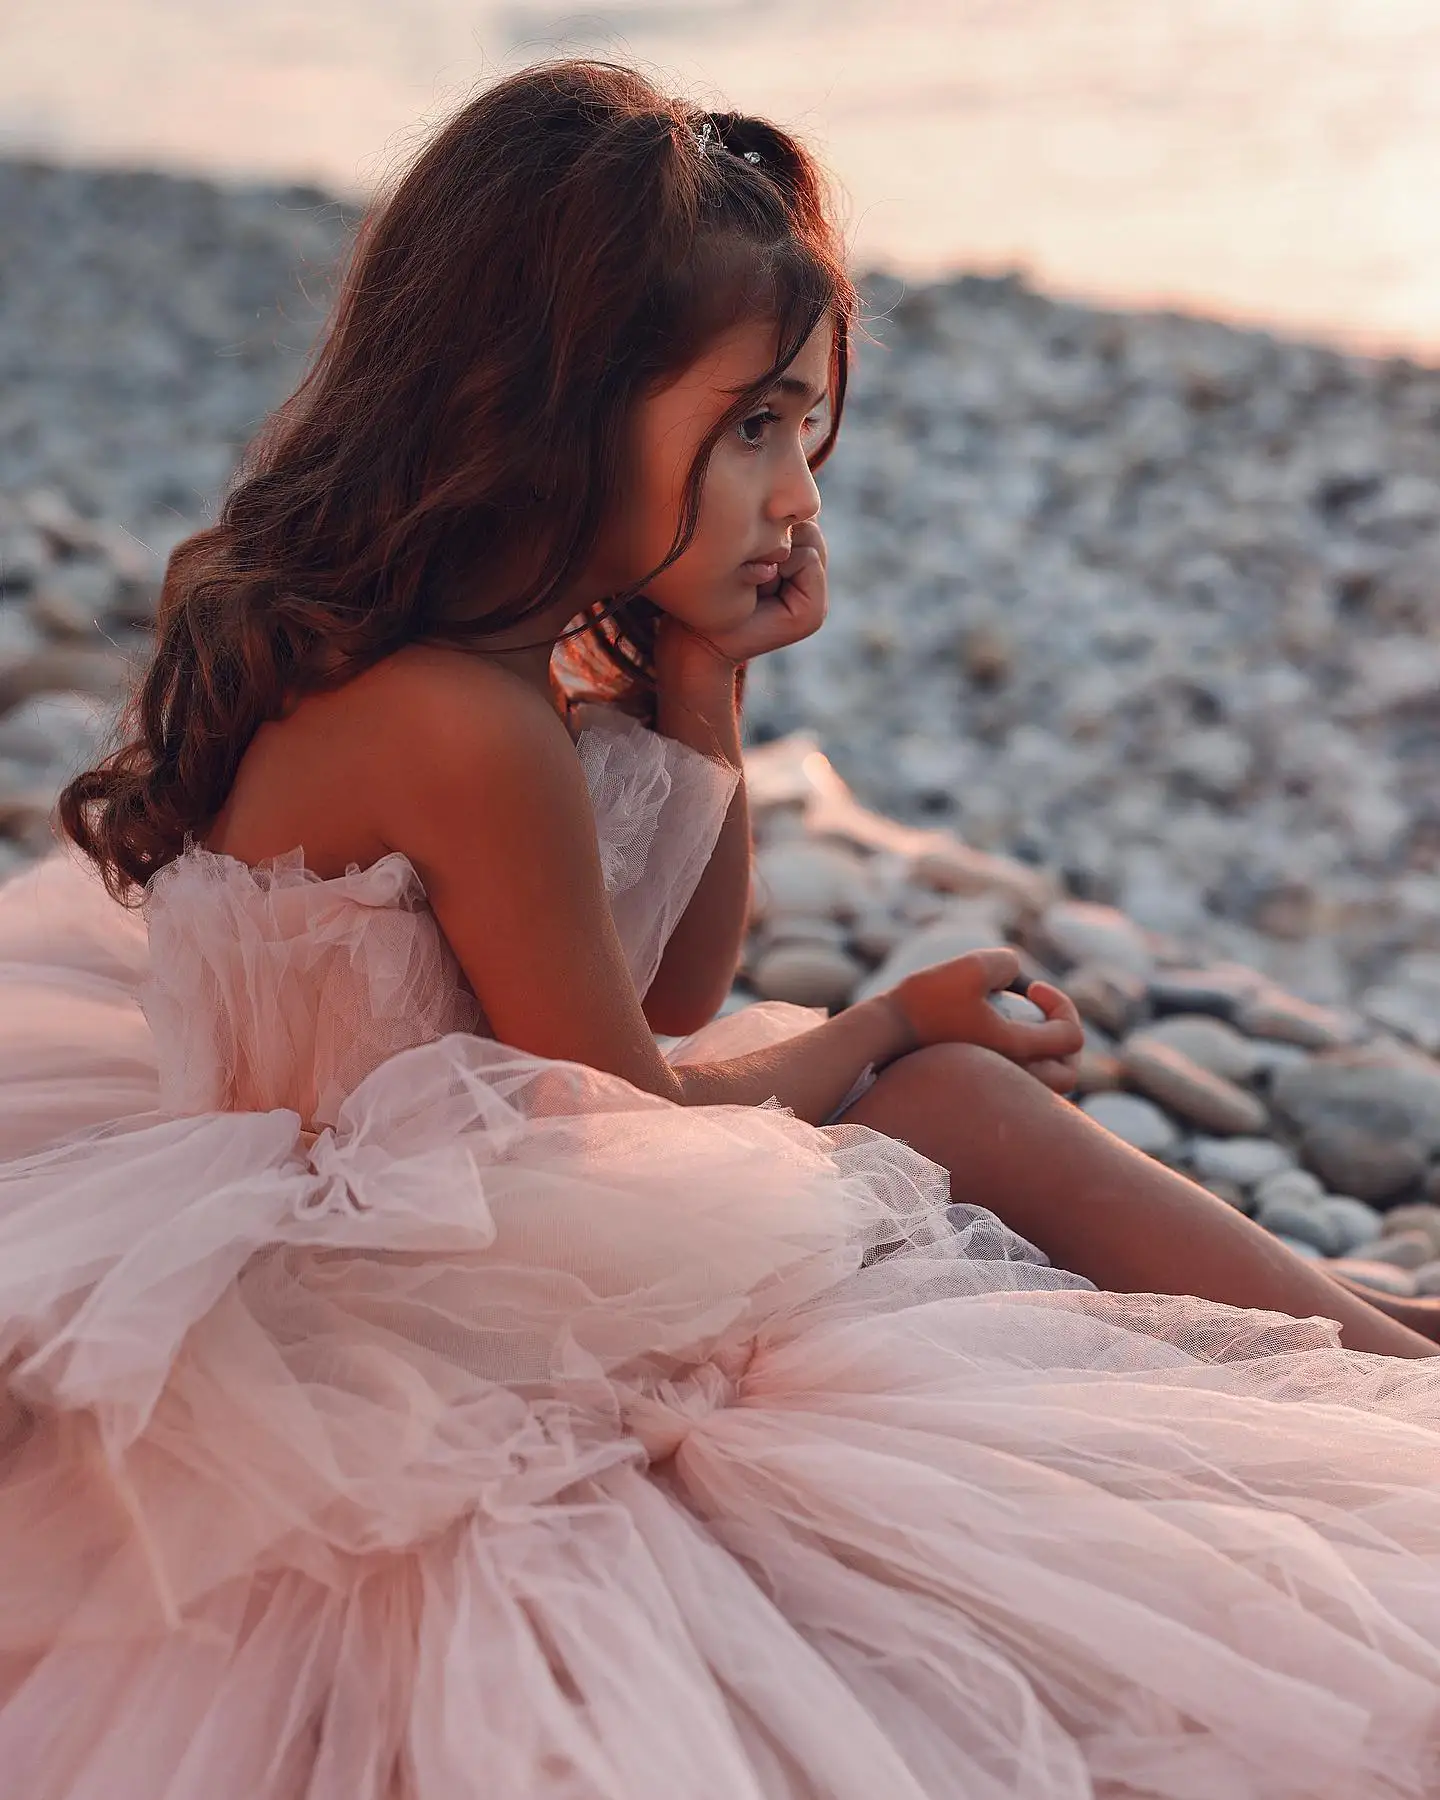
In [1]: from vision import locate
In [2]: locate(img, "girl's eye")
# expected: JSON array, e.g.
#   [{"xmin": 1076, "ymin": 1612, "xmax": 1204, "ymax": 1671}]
[
  {"xmin": 737, "ymin": 408, "xmax": 782, "ymax": 448},
  {"xmin": 737, "ymin": 408, "xmax": 826, "ymax": 450}
]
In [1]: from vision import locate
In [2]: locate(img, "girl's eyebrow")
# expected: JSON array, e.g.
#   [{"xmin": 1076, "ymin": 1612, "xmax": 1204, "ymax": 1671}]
[{"xmin": 766, "ymin": 374, "xmax": 829, "ymax": 406}]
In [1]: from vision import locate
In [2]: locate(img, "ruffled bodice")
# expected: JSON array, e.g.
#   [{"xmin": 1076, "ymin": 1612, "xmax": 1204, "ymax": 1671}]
[{"xmin": 137, "ymin": 704, "xmax": 740, "ymax": 1131}]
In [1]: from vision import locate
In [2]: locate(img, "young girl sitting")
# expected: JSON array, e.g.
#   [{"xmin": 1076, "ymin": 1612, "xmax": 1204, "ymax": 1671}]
[{"xmin": 3, "ymin": 56, "xmax": 1440, "ymax": 1800}]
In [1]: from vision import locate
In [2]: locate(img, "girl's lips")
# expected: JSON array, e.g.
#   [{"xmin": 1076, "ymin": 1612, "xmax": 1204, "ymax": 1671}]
[{"xmin": 739, "ymin": 560, "xmax": 779, "ymax": 583}]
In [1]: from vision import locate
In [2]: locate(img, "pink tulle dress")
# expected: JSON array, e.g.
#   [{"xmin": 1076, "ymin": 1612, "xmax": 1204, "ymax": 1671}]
[{"xmin": 3, "ymin": 701, "xmax": 1440, "ymax": 1799}]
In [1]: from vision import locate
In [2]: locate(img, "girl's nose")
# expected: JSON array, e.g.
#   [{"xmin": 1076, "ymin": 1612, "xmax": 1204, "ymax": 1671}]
[{"xmin": 773, "ymin": 458, "xmax": 821, "ymax": 526}]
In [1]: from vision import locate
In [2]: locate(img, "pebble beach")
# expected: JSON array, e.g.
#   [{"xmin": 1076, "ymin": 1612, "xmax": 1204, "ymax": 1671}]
[{"xmin": 8, "ymin": 156, "xmax": 1440, "ymax": 1293}]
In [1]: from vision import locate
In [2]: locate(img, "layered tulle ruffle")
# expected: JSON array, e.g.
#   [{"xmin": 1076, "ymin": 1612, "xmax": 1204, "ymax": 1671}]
[{"xmin": 4, "ymin": 702, "xmax": 1440, "ymax": 1796}]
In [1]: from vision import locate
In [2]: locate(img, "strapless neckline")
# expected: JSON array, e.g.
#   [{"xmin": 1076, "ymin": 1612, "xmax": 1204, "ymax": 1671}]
[{"xmin": 166, "ymin": 842, "xmax": 428, "ymax": 901}]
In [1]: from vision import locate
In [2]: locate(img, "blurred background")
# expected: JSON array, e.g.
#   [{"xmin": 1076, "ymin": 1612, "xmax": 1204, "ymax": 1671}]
[
  {"xmin": 10, "ymin": 3, "xmax": 1440, "ymax": 1269},
  {"xmin": 5, "ymin": 0, "xmax": 1440, "ymax": 352}
]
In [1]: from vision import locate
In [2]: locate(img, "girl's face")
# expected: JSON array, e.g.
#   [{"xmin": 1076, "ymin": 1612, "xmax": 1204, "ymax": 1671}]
[{"xmin": 595, "ymin": 312, "xmax": 832, "ymax": 635}]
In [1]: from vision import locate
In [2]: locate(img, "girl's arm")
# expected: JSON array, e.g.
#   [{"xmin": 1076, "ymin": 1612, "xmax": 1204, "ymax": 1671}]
[
  {"xmin": 377, "ymin": 656, "xmax": 1072, "ymax": 1127},
  {"xmin": 374, "ymin": 655, "xmax": 906, "ymax": 1126},
  {"xmin": 642, "ymin": 520, "xmax": 830, "ymax": 1033},
  {"xmin": 641, "ymin": 634, "xmax": 751, "ymax": 1037},
  {"xmin": 670, "ymin": 993, "xmax": 915, "ymax": 1119}
]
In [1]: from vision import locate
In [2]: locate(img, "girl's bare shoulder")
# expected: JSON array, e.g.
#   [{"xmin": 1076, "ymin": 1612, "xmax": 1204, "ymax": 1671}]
[
  {"xmin": 358, "ymin": 642, "xmax": 573, "ymax": 766},
  {"xmin": 204, "ymin": 644, "xmax": 575, "ymax": 876},
  {"xmin": 358, "ymin": 644, "xmax": 590, "ymax": 850}
]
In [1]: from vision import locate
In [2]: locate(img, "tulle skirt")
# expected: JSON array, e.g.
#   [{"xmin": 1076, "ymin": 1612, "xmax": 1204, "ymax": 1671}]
[{"xmin": 4, "ymin": 849, "xmax": 1440, "ymax": 1798}]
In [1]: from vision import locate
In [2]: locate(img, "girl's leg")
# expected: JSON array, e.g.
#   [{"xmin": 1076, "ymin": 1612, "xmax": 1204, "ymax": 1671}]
[
  {"xmin": 839, "ymin": 1042, "xmax": 1440, "ymax": 1359},
  {"xmin": 1327, "ymin": 1271, "xmax": 1440, "ymax": 1339}
]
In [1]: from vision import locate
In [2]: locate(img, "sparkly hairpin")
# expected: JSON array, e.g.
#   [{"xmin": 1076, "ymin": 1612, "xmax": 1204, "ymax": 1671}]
[{"xmin": 693, "ymin": 118, "xmax": 762, "ymax": 165}]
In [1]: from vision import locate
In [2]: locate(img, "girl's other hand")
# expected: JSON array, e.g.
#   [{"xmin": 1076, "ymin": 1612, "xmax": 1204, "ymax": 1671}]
[{"xmin": 884, "ymin": 949, "xmax": 1085, "ymax": 1093}]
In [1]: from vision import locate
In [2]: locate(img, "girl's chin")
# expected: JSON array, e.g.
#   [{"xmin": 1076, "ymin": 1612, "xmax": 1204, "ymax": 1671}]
[
  {"xmin": 652, "ymin": 581, "xmax": 759, "ymax": 636},
  {"xmin": 727, "ymin": 587, "xmax": 765, "ymax": 623},
  {"xmin": 697, "ymin": 582, "xmax": 760, "ymax": 620}
]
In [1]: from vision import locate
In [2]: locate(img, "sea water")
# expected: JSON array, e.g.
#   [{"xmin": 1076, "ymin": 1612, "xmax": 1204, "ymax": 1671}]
[{"xmin": 4, "ymin": 0, "xmax": 1440, "ymax": 353}]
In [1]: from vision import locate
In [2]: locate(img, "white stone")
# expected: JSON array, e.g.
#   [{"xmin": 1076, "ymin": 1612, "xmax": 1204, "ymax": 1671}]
[
  {"xmin": 1127, "ymin": 1016, "xmax": 1261, "ymax": 1084},
  {"xmin": 1245, "ymin": 1041, "xmax": 1313, "ymax": 1079},
  {"xmin": 1120, "ymin": 1038, "xmax": 1268, "ymax": 1136},
  {"xmin": 1360, "ymin": 982, "xmax": 1440, "ymax": 1055},
  {"xmin": 1270, "ymin": 1232, "xmax": 1324, "ymax": 1261},
  {"xmin": 1326, "ymin": 1257, "xmax": 1417, "ymax": 1297},
  {"xmin": 1079, "ymin": 1091, "xmax": 1181, "ymax": 1160},
  {"xmin": 1254, "ymin": 1168, "xmax": 1326, "ymax": 1209},
  {"xmin": 0, "ymin": 602, "xmax": 45, "ymax": 659},
  {"xmin": 1037, "ymin": 901, "xmax": 1154, "ymax": 979},
  {"xmin": 26, "ymin": 560, "xmax": 119, "ymax": 637},
  {"xmin": 1062, "ymin": 963, "xmax": 1147, "ymax": 1036},
  {"xmin": 749, "ymin": 942, "xmax": 864, "ymax": 1010},
  {"xmin": 1256, "ymin": 1188, "xmax": 1343, "ymax": 1252},
  {"xmin": 852, "ymin": 903, "xmax": 1012, "ymax": 1004},
  {"xmin": 1377, "ymin": 1203, "xmax": 1440, "ymax": 1255},
  {"xmin": 0, "ymin": 690, "xmax": 114, "ymax": 775},
  {"xmin": 755, "ymin": 913, "xmax": 850, "ymax": 953},
  {"xmin": 846, "ymin": 906, "xmax": 907, "ymax": 963},
  {"xmin": 909, "ymin": 839, "xmax": 1056, "ymax": 922},
  {"xmin": 1347, "ymin": 1231, "xmax": 1436, "ymax": 1272},
  {"xmin": 752, "ymin": 841, "xmax": 872, "ymax": 923},
  {"xmin": 1164, "ymin": 728, "xmax": 1253, "ymax": 799},
  {"xmin": 988, "ymin": 991, "xmax": 1046, "ymax": 1027},
  {"xmin": 1188, "ymin": 1136, "xmax": 1296, "ymax": 1190},
  {"xmin": 1314, "ymin": 1195, "xmax": 1385, "ymax": 1256},
  {"xmin": 1234, "ymin": 992, "xmax": 1359, "ymax": 1051}
]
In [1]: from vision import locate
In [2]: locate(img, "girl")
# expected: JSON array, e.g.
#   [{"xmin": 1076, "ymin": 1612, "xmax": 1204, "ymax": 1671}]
[{"xmin": 3, "ymin": 56, "xmax": 1440, "ymax": 1799}]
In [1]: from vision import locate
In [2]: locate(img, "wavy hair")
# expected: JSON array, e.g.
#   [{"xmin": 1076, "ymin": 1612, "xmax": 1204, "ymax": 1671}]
[{"xmin": 59, "ymin": 58, "xmax": 859, "ymax": 901}]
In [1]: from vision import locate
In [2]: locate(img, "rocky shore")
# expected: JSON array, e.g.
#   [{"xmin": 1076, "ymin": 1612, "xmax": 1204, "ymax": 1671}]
[
  {"xmin": 737, "ymin": 733, "xmax": 1440, "ymax": 1296},
  {"xmin": 6, "ymin": 156, "xmax": 1440, "ymax": 1290}
]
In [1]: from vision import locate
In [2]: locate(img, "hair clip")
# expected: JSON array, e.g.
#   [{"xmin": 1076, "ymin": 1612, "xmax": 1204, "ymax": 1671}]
[{"xmin": 692, "ymin": 117, "xmax": 763, "ymax": 167}]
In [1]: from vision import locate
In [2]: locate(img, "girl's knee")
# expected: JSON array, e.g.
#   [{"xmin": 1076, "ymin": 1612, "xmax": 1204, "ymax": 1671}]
[
  {"xmin": 841, "ymin": 1040, "xmax": 1043, "ymax": 1159},
  {"xmin": 852, "ymin": 1042, "xmax": 1037, "ymax": 1134},
  {"xmin": 886, "ymin": 1041, "xmax": 1024, "ymax": 1096}
]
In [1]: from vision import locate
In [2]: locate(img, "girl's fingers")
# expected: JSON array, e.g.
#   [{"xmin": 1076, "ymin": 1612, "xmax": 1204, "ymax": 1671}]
[
  {"xmin": 994, "ymin": 977, "xmax": 1084, "ymax": 1088},
  {"xmin": 992, "ymin": 1013, "xmax": 1084, "ymax": 1062},
  {"xmin": 1027, "ymin": 1057, "xmax": 1080, "ymax": 1094},
  {"xmin": 791, "ymin": 519, "xmax": 827, "ymax": 566},
  {"xmin": 961, "ymin": 947, "xmax": 1022, "ymax": 993},
  {"xmin": 771, "ymin": 547, "xmax": 827, "ymax": 633},
  {"xmin": 1000, "ymin": 1000, "xmax": 1080, "ymax": 1051},
  {"xmin": 1027, "ymin": 980, "xmax": 1082, "ymax": 1030}
]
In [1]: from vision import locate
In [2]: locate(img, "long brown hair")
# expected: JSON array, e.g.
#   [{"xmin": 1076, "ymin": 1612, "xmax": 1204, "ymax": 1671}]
[{"xmin": 59, "ymin": 58, "xmax": 858, "ymax": 902}]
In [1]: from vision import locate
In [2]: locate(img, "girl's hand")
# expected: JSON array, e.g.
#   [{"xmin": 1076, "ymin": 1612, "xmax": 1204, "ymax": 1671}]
[
  {"xmin": 684, "ymin": 520, "xmax": 828, "ymax": 665},
  {"xmin": 884, "ymin": 948, "xmax": 1085, "ymax": 1095}
]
